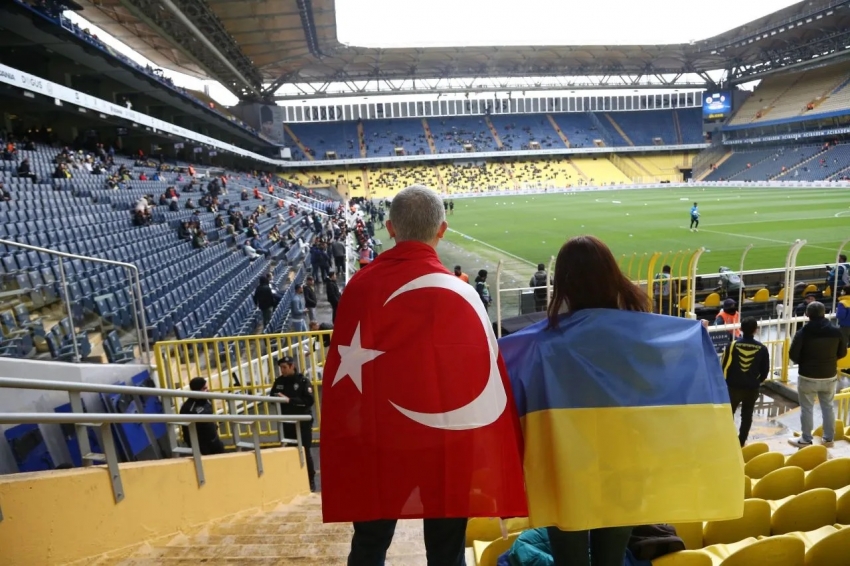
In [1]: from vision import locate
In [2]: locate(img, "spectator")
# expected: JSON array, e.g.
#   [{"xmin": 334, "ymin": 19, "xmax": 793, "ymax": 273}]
[
  {"xmin": 453, "ymin": 265, "xmax": 469, "ymax": 283},
  {"xmin": 721, "ymin": 317, "xmax": 770, "ymax": 446},
  {"xmin": 788, "ymin": 301, "xmax": 847, "ymax": 448},
  {"xmin": 191, "ymin": 230, "xmax": 207, "ymax": 249},
  {"xmin": 653, "ymin": 264, "xmax": 673, "ymax": 315},
  {"xmin": 330, "ymin": 238, "xmax": 346, "ymax": 275},
  {"xmin": 243, "ymin": 242, "xmax": 260, "ymax": 261},
  {"xmin": 168, "ymin": 196, "xmax": 179, "ymax": 212},
  {"xmin": 309, "ymin": 320, "xmax": 333, "ymax": 348},
  {"xmin": 714, "ymin": 299, "xmax": 741, "ymax": 339},
  {"xmin": 253, "ymin": 275, "xmax": 276, "ymax": 328},
  {"xmin": 326, "ymin": 271, "xmax": 341, "ymax": 322},
  {"xmin": 529, "ymin": 263, "xmax": 551, "ymax": 313},
  {"xmin": 17, "ymin": 158, "xmax": 37, "ymax": 182},
  {"xmin": 289, "ymin": 284, "xmax": 308, "ymax": 332},
  {"xmin": 185, "ymin": 198, "xmax": 196, "ymax": 210},
  {"xmin": 271, "ymin": 356, "xmax": 316, "ymax": 491},
  {"xmin": 179, "ymin": 377, "xmax": 224, "ymax": 455},
  {"xmin": 836, "ymin": 286, "xmax": 850, "ymax": 347},
  {"xmin": 794, "ymin": 293, "xmax": 817, "ymax": 317},
  {"xmin": 303, "ymin": 276, "xmax": 318, "ymax": 322},
  {"xmin": 320, "ymin": 184, "xmax": 526, "ymax": 563},
  {"xmin": 214, "ymin": 214, "xmax": 225, "ymax": 229},
  {"xmin": 826, "ymin": 254, "xmax": 850, "ymax": 289},
  {"xmin": 177, "ymin": 221, "xmax": 192, "ymax": 240},
  {"xmin": 0, "ymin": 182, "xmax": 11, "ymax": 202},
  {"xmin": 311, "ymin": 243, "xmax": 331, "ymax": 281},
  {"xmin": 718, "ymin": 266, "xmax": 743, "ymax": 298},
  {"xmin": 475, "ymin": 269, "xmax": 492, "ymax": 311}
]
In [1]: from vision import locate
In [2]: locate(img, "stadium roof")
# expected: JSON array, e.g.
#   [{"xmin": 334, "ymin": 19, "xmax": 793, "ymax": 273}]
[{"xmin": 74, "ymin": 0, "xmax": 850, "ymax": 99}]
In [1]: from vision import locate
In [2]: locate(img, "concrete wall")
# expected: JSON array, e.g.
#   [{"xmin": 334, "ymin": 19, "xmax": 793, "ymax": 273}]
[
  {"xmin": 0, "ymin": 447, "xmax": 308, "ymax": 565},
  {"xmin": 0, "ymin": 359, "xmax": 150, "ymax": 474}
]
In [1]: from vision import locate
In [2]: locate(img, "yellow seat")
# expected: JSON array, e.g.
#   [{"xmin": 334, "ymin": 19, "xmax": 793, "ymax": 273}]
[
  {"xmin": 744, "ymin": 451, "xmax": 785, "ymax": 479},
  {"xmin": 769, "ymin": 489, "xmax": 837, "ymax": 535},
  {"xmin": 704, "ymin": 293, "xmax": 721, "ymax": 308},
  {"xmin": 465, "ymin": 518, "xmax": 528, "ymax": 547},
  {"xmin": 473, "ymin": 532, "xmax": 518, "ymax": 566},
  {"xmin": 810, "ymin": 420, "xmax": 847, "ymax": 439},
  {"xmin": 670, "ymin": 522, "xmax": 704, "ymax": 550},
  {"xmin": 652, "ymin": 550, "xmax": 713, "ymax": 566},
  {"xmin": 741, "ymin": 442, "xmax": 769, "ymax": 464},
  {"xmin": 785, "ymin": 445, "xmax": 827, "ymax": 472},
  {"xmin": 752, "ymin": 288, "xmax": 769, "ymax": 302},
  {"xmin": 788, "ymin": 524, "xmax": 850, "ymax": 566},
  {"xmin": 703, "ymin": 498, "xmax": 771, "ymax": 546},
  {"xmin": 776, "ymin": 287, "xmax": 786, "ymax": 301},
  {"xmin": 803, "ymin": 284, "xmax": 818, "ymax": 295},
  {"xmin": 836, "ymin": 485, "xmax": 850, "ymax": 524},
  {"xmin": 752, "ymin": 467, "xmax": 805, "ymax": 500},
  {"xmin": 823, "ymin": 286, "xmax": 832, "ymax": 298},
  {"xmin": 804, "ymin": 458, "xmax": 850, "ymax": 491},
  {"xmin": 715, "ymin": 535, "xmax": 805, "ymax": 566},
  {"xmin": 744, "ymin": 476, "xmax": 752, "ymax": 499}
]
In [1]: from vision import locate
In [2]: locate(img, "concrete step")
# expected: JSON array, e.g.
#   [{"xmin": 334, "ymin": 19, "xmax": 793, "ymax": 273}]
[
  {"xmin": 168, "ymin": 530, "xmax": 424, "ymax": 547},
  {"xmin": 114, "ymin": 556, "xmax": 427, "ymax": 566},
  {"xmin": 139, "ymin": 541, "xmax": 426, "ymax": 559},
  {"xmin": 211, "ymin": 521, "xmax": 354, "ymax": 536}
]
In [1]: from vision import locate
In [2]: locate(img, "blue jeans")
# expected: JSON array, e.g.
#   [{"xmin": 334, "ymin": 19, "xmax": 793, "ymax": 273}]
[
  {"xmin": 289, "ymin": 318, "xmax": 308, "ymax": 332},
  {"xmin": 798, "ymin": 376, "xmax": 837, "ymax": 443}
]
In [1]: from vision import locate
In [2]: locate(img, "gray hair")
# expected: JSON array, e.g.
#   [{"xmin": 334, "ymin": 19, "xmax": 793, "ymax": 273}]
[
  {"xmin": 389, "ymin": 185, "xmax": 445, "ymax": 243},
  {"xmin": 806, "ymin": 300, "xmax": 826, "ymax": 319}
]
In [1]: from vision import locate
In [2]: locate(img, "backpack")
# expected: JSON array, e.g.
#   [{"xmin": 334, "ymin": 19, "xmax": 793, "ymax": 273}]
[{"xmin": 533, "ymin": 272, "xmax": 548, "ymax": 288}]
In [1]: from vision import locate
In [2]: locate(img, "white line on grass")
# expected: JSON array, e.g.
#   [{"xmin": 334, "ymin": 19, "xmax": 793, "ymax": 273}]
[
  {"xmin": 685, "ymin": 227, "xmax": 837, "ymax": 252},
  {"xmin": 446, "ymin": 228, "xmax": 536, "ymax": 267}
]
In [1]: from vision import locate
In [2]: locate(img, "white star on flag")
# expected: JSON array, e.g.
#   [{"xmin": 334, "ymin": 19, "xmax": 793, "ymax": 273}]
[{"xmin": 332, "ymin": 322, "xmax": 385, "ymax": 393}]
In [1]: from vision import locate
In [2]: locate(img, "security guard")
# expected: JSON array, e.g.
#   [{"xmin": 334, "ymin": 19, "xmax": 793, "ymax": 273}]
[
  {"xmin": 179, "ymin": 377, "xmax": 225, "ymax": 455},
  {"xmin": 272, "ymin": 356, "xmax": 316, "ymax": 491}
]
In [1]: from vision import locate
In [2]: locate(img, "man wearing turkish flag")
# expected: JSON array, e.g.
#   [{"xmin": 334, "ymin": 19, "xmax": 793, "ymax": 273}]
[{"xmin": 321, "ymin": 185, "xmax": 527, "ymax": 565}]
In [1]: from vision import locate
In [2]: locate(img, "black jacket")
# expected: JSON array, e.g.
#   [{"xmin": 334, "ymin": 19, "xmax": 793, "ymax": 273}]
[
  {"xmin": 789, "ymin": 318, "xmax": 848, "ymax": 379},
  {"xmin": 721, "ymin": 336, "xmax": 770, "ymax": 389},
  {"xmin": 253, "ymin": 283, "xmax": 276, "ymax": 310},
  {"xmin": 303, "ymin": 284, "xmax": 318, "ymax": 308},
  {"xmin": 271, "ymin": 373, "xmax": 315, "ymax": 418},
  {"xmin": 179, "ymin": 399, "xmax": 221, "ymax": 452},
  {"xmin": 326, "ymin": 280, "xmax": 341, "ymax": 305}
]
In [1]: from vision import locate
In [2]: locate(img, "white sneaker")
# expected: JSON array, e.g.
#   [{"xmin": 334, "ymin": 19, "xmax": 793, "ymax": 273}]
[
  {"xmin": 822, "ymin": 440, "xmax": 835, "ymax": 448},
  {"xmin": 788, "ymin": 438, "xmax": 813, "ymax": 448}
]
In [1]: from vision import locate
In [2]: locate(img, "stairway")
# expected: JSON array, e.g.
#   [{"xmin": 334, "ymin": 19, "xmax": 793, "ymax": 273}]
[
  {"xmin": 421, "ymin": 119, "xmax": 438, "ymax": 154},
  {"xmin": 694, "ymin": 151, "xmax": 731, "ymax": 181},
  {"xmin": 362, "ymin": 169, "xmax": 370, "ymax": 196},
  {"xmin": 545, "ymin": 114, "xmax": 571, "ymax": 147},
  {"xmin": 625, "ymin": 155, "xmax": 654, "ymax": 178},
  {"xmin": 357, "ymin": 122, "xmax": 367, "ymax": 158},
  {"xmin": 483, "ymin": 116, "xmax": 504, "ymax": 149},
  {"xmin": 772, "ymin": 147, "xmax": 829, "ymax": 180},
  {"xmin": 283, "ymin": 125, "xmax": 314, "ymax": 161},
  {"xmin": 566, "ymin": 157, "xmax": 589, "ymax": 183},
  {"xmin": 672, "ymin": 110, "xmax": 684, "ymax": 145},
  {"xmin": 434, "ymin": 165, "xmax": 447, "ymax": 192},
  {"xmin": 603, "ymin": 113, "xmax": 634, "ymax": 146},
  {"xmin": 105, "ymin": 494, "xmax": 437, "ymax": 565}
]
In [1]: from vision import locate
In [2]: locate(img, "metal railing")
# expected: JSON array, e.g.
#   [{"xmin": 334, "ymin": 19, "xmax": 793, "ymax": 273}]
[
  {"xmin": 154, "ymin": 330, "xmax": 329, "ymax": 441},
  {"xmin": 0, "ymin": 238, "xmax": 149, "ymax": 363},
  {"xmin": 0, "ymin": 377, "xmax": 309, "ymax": 509}
]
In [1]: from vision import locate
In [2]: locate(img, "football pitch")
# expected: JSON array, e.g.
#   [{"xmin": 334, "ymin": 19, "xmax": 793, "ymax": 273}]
[{"xmin": 441, "ymin": 186, "xmax": 850, "ymax": 272}]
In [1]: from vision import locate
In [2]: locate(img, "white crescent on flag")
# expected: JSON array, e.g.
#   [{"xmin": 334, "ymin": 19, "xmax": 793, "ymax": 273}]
[{"xmin": 382, "ymin": 272, "xmax": 507, "ymax": 431}]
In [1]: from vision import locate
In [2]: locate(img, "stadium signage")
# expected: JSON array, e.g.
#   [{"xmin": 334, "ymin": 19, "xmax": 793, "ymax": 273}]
[{"xmin": 723, "ymin": 128, "xmax": 850, "ymax": 144}]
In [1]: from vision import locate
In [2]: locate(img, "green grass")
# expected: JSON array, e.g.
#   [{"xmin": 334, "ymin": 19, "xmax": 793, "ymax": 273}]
[{"xmin": 442, "ymin": 186, "xmax": 850, "ymax": 272}]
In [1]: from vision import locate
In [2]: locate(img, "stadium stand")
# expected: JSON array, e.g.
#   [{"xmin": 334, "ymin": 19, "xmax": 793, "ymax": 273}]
[
  {"xmin": 729, "ymin": 60, "xmax": 850, "ymax": 126},
  {"xmin": 362, "ymin": 119, "xmax": 431, "ymax": 157},
  {"xmin": 428, "ymin": 117, "xmax": 500, "ymax": 153},
  {"xmin": 286, "ymin": 121, "xmax": 360, "ymax": 160},
  {"xmin": 490, "ymin": 115, "xmax": 564, "ymax": 150},
  {"xmin": 702, "ymin": 144, "xmax": 850, "ymax": 182},
  {"xmin": 0, "ymin": 140, "xmax": 327, "ymax": 362}
]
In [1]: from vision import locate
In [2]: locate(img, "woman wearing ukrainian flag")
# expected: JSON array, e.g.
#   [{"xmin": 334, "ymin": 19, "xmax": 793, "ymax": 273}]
[{"xmin": 499, "ymin": 235, "xmax": 744, "ymax": 566}]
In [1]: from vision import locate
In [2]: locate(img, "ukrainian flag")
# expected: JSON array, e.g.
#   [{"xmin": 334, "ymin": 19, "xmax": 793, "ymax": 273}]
[{"xmin": 499, "ymin": 309, "xmax": 744, "ymax": 531}]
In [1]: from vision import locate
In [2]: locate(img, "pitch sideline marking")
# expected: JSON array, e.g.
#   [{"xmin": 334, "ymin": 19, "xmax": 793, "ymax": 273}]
[
  {"xmin": 446, "ymin": 228, "xmax": 536, "ymax": 267},
  {"xmin": 688, "ymin": 227, "xmax": 837, "ymax": 252}
]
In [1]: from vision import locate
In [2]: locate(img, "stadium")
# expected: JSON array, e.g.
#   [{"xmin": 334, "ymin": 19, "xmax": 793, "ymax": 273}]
[{"xmin": 0, "ymin": 0, "xmax": 850, "ymax": 563}]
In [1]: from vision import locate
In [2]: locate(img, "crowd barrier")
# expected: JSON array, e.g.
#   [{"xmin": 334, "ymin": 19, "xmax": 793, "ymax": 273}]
[{"xmin": 153, "ymin": 330, "xmax": 330, "ymax": 443}]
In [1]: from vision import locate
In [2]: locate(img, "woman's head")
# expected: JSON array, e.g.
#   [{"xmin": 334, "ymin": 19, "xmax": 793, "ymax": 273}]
[{"xmin": 547, "ymin": 235, "xmax": 648, "ymax": 328}]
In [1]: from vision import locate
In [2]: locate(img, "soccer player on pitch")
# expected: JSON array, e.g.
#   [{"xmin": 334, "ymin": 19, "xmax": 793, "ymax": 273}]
[{"xmin": 690, "ymin": 202, "xmax": 700, "ymax": 232}]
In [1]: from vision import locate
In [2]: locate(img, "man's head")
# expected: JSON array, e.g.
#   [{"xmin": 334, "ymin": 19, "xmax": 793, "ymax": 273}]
[
  {"xmin": 305, "ymin": 276, "xmax": 314, "ymax": 286},
  {"xmin": 741, "ymin": 317, "xmax": 758, "ymax": 337},
  {"xmin": 454, "ymin": 265, "xmax": 463, "ymax": 276},
  {"xmin": 805, "ymin": 293, "xmax": 817, "ymax": 304},
  {"xmin": 662, "ymin": 265, "xmax": 671, "ymax": 274},
  {"xmin": 328, "ymin": 271, "xmax": 337, "ymax": 281},
  {"xmin": 295, "ymin": 284, "xmax": 303, "ymax": 294},
  {"xmin": 478, "ymin": 269, "xmax": 488, "ymax": 281},
  {"xmin": 840, "ymin": 254, "xmax": 847, "ymax": 263},
  {"xmin": 723, "ymin": 298, "xmax": 737, "ymax": 313},
  {"xmin": 806, "ymin": 300, "xmax": 826, "ymax": 320},
  {"xmin": 386, "ymin": 185, "xmax": 447, "ymax": 246},
  {"xmin": 189, "ymin": 377, "xmax": 208, "ymax": 392},
  {"xmin": 276, "ymin": 355, "xmax": 296, "ymax": 376},
  {"xmin": 537, "ymin": 263, "xmax": 545, "ymax": 272},
  {"xmin": 693, "ymin": 202, "xmax": 698, "ymax": 207}
]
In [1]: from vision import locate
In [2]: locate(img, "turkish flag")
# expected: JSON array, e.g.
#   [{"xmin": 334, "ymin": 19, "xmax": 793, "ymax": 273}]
[{"xmin": 320, "ymin": 241, "xmax": 528, "ymax": 523}]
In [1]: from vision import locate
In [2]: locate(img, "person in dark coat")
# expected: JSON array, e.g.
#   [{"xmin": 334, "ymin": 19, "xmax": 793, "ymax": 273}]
[
  {"xmin": 721, "ymin": 317, "xmax": 770, "ymax": 446},
  {"xmin": 303, "ymin": 276, "xmax": 318, "ymax": 322},
  {"xmin": 326, "ymin": 271, "xmax": 341, "ymax": 322},
  {"xmin": 272, "ymin": 356, "xmax": 316, "ymax": 491},
  {"xmin": 252, "ymin": 275, "xmax": 276, "ymax": 328},
  {"xmin": 179, "ymin": 377, "xmax": 225, "ymax": 455},
  {"xmin": 788, "ymin": 301, "xmax": 847, "ymax": 448}
]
